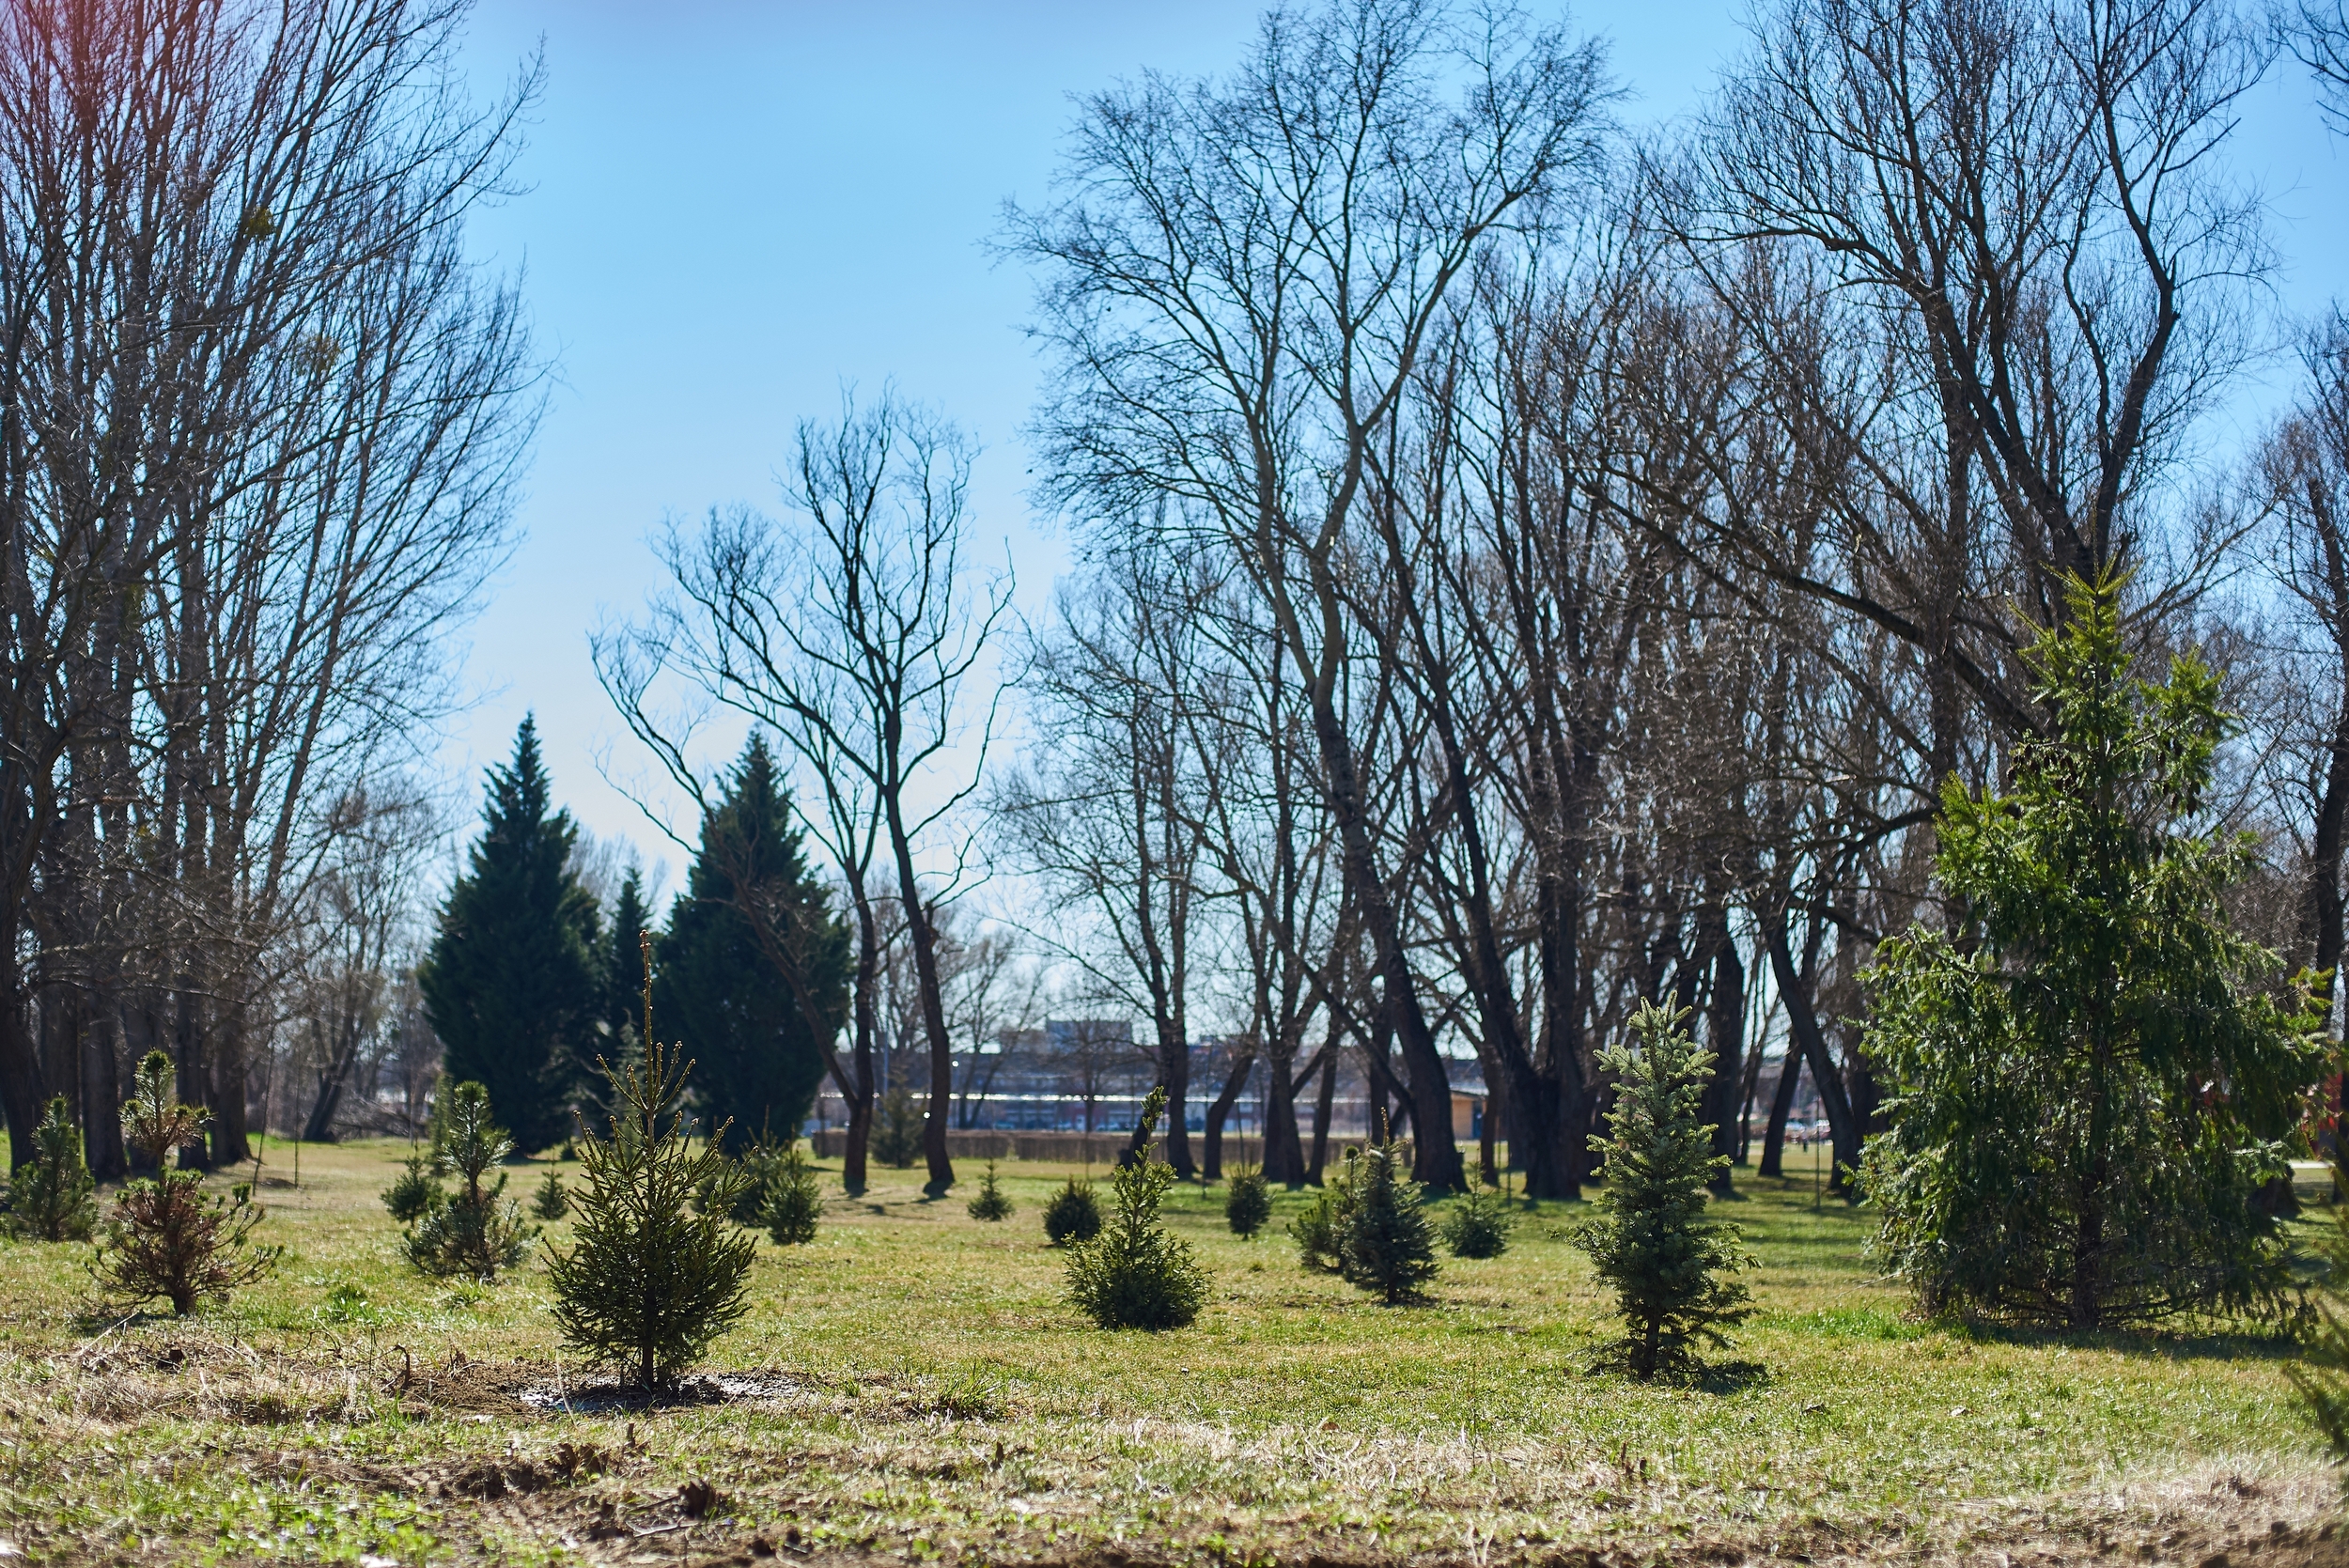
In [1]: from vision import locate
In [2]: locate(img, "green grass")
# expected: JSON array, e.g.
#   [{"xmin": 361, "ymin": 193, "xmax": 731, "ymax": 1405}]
[{"xmin": 0, "ymin": 1139, "xmax": 2333, "ymax": 1565}]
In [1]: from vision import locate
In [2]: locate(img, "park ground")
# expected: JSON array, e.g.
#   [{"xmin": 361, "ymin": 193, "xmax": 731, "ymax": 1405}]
[{"xmin": 0, "ymin": 1140, "xmax": 2342, "ymax": 1567}]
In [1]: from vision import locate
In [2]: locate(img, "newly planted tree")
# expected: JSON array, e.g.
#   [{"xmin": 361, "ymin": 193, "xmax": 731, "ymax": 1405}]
[
  {"xmin": 1291, "ymin": 1151, "xmax": 1360, "ymax": 1272},
  {"xmin": 1224, "ymin": 1167, "xmax": 1272, "ymax": 1238},
  {"xmin": 1066, "ymin": 1087, "xmax": 1207, "ymax": 1329},
  {"xmin": 401, "ymin": 1081, "xmax": 536, "ymax": 1281},
  {"xmin": 93, "ymin": 1052, "xmax": 278, "ymax": 1315},
  {"xmin": 1440, "ymin": 1183, "xmax": 1514, "ymax": 1260},
  {"xmin": 8, "ymin": 1096, "xmax": 95, "ymax": 1241},
  {"xmin": 1043, "ymin": 1177, "xmax": 1102, "ymax": 1246},
  {"xmin": 1339, "ymin": 1137, "xmax": 1439, "ymax": 1303},
  {"xmin": 532, "ymin": 1168, "xmax": 570, "ymax": 1221},
  {"xmin": 764, "ymin": 1143, "xmax": 823, "ymax": 1245},
  {"xmin": 382, "ymin": 1151, "xmax": 439, "ymax": 1222},
  {"xmin": 546, "ymin": 939, "xmax": 758, "ymax": 1388},
  {"xmin": 967, "ymin": 1159, "xmax": 1014, "ymax": 1221},
  {"xmin": 1576, "ymin": 1002, "xmax": 1752, "ymax": 1380}
]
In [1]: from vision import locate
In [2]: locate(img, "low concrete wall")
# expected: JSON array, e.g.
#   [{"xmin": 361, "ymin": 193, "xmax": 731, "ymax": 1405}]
[{"xmin": 807, "ymin": 1128, "xmax": 1266, "ymax": 1168}]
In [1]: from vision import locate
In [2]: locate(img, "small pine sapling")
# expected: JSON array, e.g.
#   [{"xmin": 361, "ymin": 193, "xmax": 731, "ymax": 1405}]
[
  {"xmin": 1043, "ymin": 1176, "xmax": 1102, "ymax": 1246},
  {"xmin": 1290, "ymin": 1149, "xmax": 1360, "ymax": 1271},
  {"xmin": 764, "ymin": 1143, "xmax": 823, "ymax": 1245},
  {"xmin": 401, "ymin": 1081, "xmax": 536, "ymax": 1280},
  {"xmin": 1065, "ymin": 1087, "xmax": 1207, "ymax": 1329},
  {"xmin": 1224, "ymin": 1166, "xmax": 1272, "ymax": 1238},
  {"xmin": 531, "ymin": 1167, "xmax": 570, "ymax": 1220},
  {"xmin": 1440, "ymin": 1179, "xmax": 1515, "ymax": 1260},
  {"xmin": 872, "ymin": 1084, "xmax": 923, "ymax": 1169},
  {"xmin": 92, "ymin": 1051, "xmax": 279, "ymax": 1315},
  {"xmin": 1575, "ymin": 1001, "xmax": 1754, "ymax": 1380},
  {"xmin": 967, "ymin": 1159, "xmax": 1014, "ymax": 1221},
  {"xmin": 382, "ymin": 1148, "xmax": 440, "ymax": 1223},
  {"xmin": 545, "ymin": 936, "xmax": 758, "ymax": 1388},
  {"xmin": 1339, "ymin": 1135, "xmax": 1439, "ymax": 1303},
  {"xmin": 8, "ymin": 1094, "xmax": 96, "ymax": 1241}
]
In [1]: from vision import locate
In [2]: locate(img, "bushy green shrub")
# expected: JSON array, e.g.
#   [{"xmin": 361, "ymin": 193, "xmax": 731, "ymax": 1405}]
[
  {"xmin": 1861, "ymin": 576, "xmax": 2328, "ymax": 1328},
  {"xmin": 967, "ymin": 1159, "xmax": 1014, "ymax": 1221},
  {"xmin": 531, "ymin": 1167, "xmax": 570, "ymax": 1220},
  {"xmin": 92, "ymin": 1051, "xmax": 279, "ymax": 1315},
  {"xmin": 764, "ymin": 1143, "xmax": 823, "ymax": 1245},
  {"xmin": 1066, "ymin": 1088, "xmax": 1207, "ymax": 1330},
  {"xmin": 8, "ymin": 1095, "xmax": 95, "ymax": 1242},
  {"xmin": 1224, "ymin": 1169, "xmax": 1271, "ymax": 1238},
  {"xmin": 1576, "ymin": 1001, "xmax": 1752, "ymax": 1380},
  {"xmin": 1439, "ymin": 1183, "xmax": 1513, "ymax": 1259},
  {"xmin": 1043, "ymin": 1177, "xmax": 1102, "ymax": 1246},
  {"xmin": 381, "ymin": 1152, "xmax": 440, "ymax": 1223},
  {"xmin": 1339, "ymin": 1137, "xmax": 1439, "ymax": 1303},
  {"xmin": 546, "ymin": 946, "xmax": 757, "ymax": 1388},
  {"xmin": 401, "ymin": 1081, "xmax": 536, "ymax": 1281}
]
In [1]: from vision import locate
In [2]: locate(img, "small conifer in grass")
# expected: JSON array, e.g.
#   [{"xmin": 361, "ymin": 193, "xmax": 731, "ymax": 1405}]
[
  {"xmin": 1065, "ymin": 1087, "xmax": 1207, "ymax": 1329},
  {"xmin": 1290, "ymin": 1150, "xmax": 1359, "ymax": 1272},
  {"xmin": 8, "ymin": 1094, "xmax": 96, "ymax": 1241},
  {"xmin": 1575, "ymin": 1001, "xmax": 1753, "ymax": 1381},
  {"xmin": 764, "ymin": 1143, "xmax": 823, "ymax": 1245},
  {"xmin": 1439, "ymin": 1179, "xmax": 1514, "ymax": 1260},
  {"xmin": 871, "ymin": 1084, "xmax": 923, "ymax": 1169},
  {"xmin": 1338, "ymin": 1135, "xmax": 1439, "ymax": 1302},
  {"xmin": 402, "ymin": 1081, "xmax": 536, "ymax": 1280},
  {"xmin": 382, "ymin": 1151, "xmax": 439, "ymax": 1222},
  {"xmin": 531, "ymin": 1167, "xmax": 570, "ymax": 1220},
  {"xmin": 92, "ymin": 1050, "xmax": 279, "ymax": 1315},
  {"xmin": 967, "ymin": 1159, "xmax": 1014, "ymax": 1221},
  {"xmin": 546, "ymin": 936, "xmax": 758, "ymax": 1388},
  {"xmin": 1042, "ymin": 1176, "xmax": 1102, "ymax": 1246},
  {"xmin": 1224, "ymin": 1166, "xmax": 1271, "ymax": 1238}
]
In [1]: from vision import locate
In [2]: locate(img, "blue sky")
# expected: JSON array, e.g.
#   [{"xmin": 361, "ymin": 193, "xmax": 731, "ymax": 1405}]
[{"xmin": 440, "ymin": 0, "xmax": 2349, "ymax": 895}]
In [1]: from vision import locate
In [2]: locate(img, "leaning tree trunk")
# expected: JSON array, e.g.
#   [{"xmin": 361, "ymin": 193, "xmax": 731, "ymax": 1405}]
[
  {"xmin": 1759, "ymin": 1049, "xmax": 1802, "ymax": 1176},
  {"xmin": 1202, "ymin": 1048, "xmax": 1255, "ymax": 1180}
]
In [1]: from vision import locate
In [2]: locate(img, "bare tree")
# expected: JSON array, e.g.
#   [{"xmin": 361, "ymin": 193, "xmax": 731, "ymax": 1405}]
[
  {"xmin": 0, "ymin": 0, "xmax": 536, "ymax": 1170},
  {"xmin": 599, "ymin": 392, "xmax": 1009, "ymax": 1197},
  {"xmin": 1010, "ymin": 0, "xmax": 1609, "ymax": 1187}
]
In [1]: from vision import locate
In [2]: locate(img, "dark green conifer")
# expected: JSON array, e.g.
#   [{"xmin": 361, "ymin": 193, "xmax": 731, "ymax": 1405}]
[
  {"xmin": 8, "ymin": 1095, "xmax": 96, "ymax": 1241},
  {"xmin": 381, "ymin": 1151, "xmax": 439, "ymax": 1223},
  {"xmin": 1065, "ymin": 1088, "xmax": 1207, "ymax": 1329},
  {"xmin": 417, "ymin": 718, "xmax": 602, "ymax": 1153},
  {"xmin": 655, "ymin": 737, "xmax": 848, "ymax": 1155},
  {"xmin": 531, "ymin": 1167, "xmax": 570, "ymax": 1220},
  {"xmin": 1439, "ymin": 1181, "xmax": 1514, "ymax": 1259},
  {"xmin": 1576, "ymin": 1001, "xmax": 1753, "ymax": 1380},
  {"xmin": 967, "ymin": 1159, "xmax": 1014, "ymax": 1221},
  {"xmin": 872, "ymin": 1083, "xmax": 923, "ymax": 1169},
  {"xmin": 1224, "ymin": 1167, "xmax": 1271, "ymax": 1239},
  {"xmin": 546, "ymin": 938, "xmax": 758, "ymax": 1388},
  {"xmin": 1043, "ymin": 1177, "xmax": 1102, "ymax": 1246},
  {"xmin": 401, "ymin": 1081, "xmax": 536, "ymax": 1281},
  {"xmin": 1290, "ymin": 1149, "xmax": 1359, "ymax": 1272},
  {"xmin": 764, "ymin": 1143, "xmax": 823, "ymax": 1245},
  {"xmin": 1338, "ymin": 1136, "xmax": 1439, "ymax": 1303}
]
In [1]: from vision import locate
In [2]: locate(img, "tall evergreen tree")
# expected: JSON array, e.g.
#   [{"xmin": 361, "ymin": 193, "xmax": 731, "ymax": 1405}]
[
  {"xmin": 655, "ymin": 737, "xmax": 849, "ymax": 1155},
  {"xmin": 418, "ymin": 718, "xmax": 602, "ymax": 1154},
  {"xmin": 580, "ymin": 866, "xmax": 653, "ymax": 1136}
]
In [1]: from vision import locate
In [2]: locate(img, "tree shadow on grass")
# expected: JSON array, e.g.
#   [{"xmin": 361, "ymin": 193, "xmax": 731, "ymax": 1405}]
[{"xmin": 1935, "ymin": 1317, "xmax": 2305, "ymax": 1363}]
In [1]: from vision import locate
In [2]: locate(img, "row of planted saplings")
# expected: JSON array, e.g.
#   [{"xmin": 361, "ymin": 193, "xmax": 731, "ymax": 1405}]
[{"xmin": 6, "ymin": 986, "xmax": 1752, "ymax": 1387}]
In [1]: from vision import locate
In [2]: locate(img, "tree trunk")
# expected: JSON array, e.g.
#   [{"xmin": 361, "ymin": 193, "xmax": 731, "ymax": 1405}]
[
  {"xmin": 1308, "ymin": 1034, "xmax": 1338, "ymax": 1182},
  {"xmin": 841, "ymin": 894, "xmax": 880, "ymax": 1196},
  {"xmin": 1155, "ymin": 1011, "xmax": 1194, "ymax": 1179},
  {"xmin": 1702, "ymin": 923, "xmax": 1747, "ymax": 1195},
  {"xmin": 1262, "ymin": 1034, "xmax": 1304, "ymax": 1187},
  {"xmin": 885, "ymin": 815, "xmax": 956, "ymax": 1197},
  {"xmin": 1202, "ymin": 1047, "xmax": 1255, "ymax": 1180},
  {"xmin": 1768, "ymin": 920, "xmax": 1859, "ymax": 1191}
]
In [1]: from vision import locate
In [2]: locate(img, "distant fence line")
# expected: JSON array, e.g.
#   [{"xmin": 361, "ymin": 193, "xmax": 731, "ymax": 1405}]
[{"xmin": 806, "ymin": 1128, "xmax": 1266, "ymax": 1168}]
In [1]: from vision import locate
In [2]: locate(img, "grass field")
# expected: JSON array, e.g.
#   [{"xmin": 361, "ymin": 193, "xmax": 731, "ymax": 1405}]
[{"xmin": 0, "ymin": 1138, "xmax": 2339, "ymax": 1567}]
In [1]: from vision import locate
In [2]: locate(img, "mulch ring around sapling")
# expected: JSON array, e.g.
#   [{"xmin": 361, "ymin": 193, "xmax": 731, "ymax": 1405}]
[{"xmin": 514, "ymin": 1369, "xmax": 804, "ymax": 1414}]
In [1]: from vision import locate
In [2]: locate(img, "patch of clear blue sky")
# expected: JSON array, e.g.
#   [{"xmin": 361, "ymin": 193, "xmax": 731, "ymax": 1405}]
[{"xmin": 442, "ymin": 0, "xmax": 2346, "ymax": 899}]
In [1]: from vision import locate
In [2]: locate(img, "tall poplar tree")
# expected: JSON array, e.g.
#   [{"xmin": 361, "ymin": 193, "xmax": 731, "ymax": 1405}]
[
  {"xmin": 418, "ymin": 718, "xmax": 602, "ymax": 1153},
  {"xmin": 655, "ymin": 737, "xmax": 848, "ymax": 1154}
]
